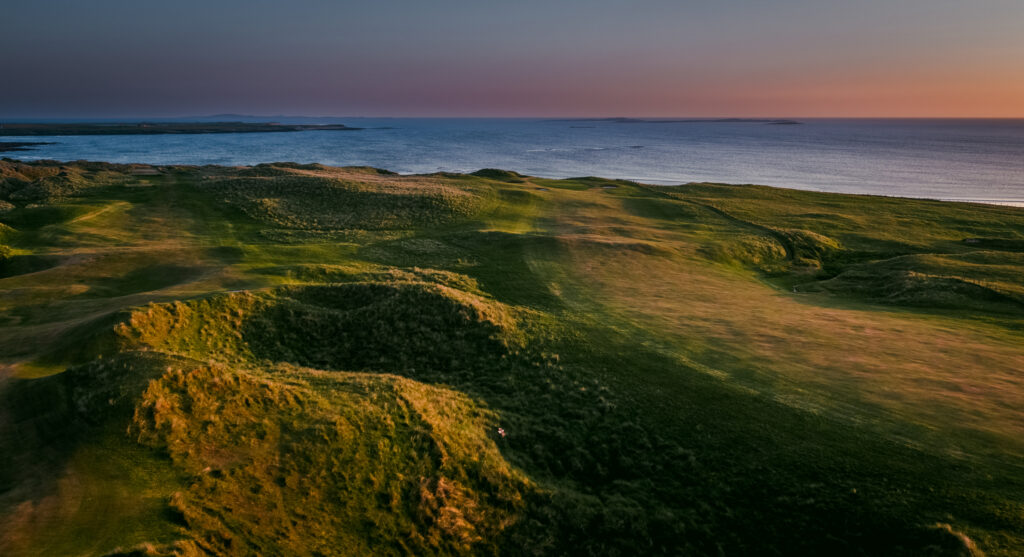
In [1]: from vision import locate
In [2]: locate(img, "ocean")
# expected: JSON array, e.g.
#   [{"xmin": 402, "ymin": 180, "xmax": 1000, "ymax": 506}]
[{"xmin": 5, "ymin": 118, "xmax": 1024, "ymax": 205}]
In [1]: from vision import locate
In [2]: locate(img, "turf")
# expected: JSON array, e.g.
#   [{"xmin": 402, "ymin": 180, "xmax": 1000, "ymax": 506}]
[{"xmin": 2, "ymin": 159, "xmax": 1023, "ymax": 555}]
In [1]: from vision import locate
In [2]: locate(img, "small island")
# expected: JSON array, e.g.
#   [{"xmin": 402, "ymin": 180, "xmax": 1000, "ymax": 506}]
[{"xmin": 0, "ymin": 122, "xmax": 358, "ymax": 136}]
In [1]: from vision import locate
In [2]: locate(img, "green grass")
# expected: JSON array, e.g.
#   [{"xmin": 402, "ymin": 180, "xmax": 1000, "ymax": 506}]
[
  {"xmin": 127, "ymin": 360, "xmax": 530, "ymax": 556},
  {"xmin": 2, "ymin": 159, "xmax": 1022, "ymax": 555}
]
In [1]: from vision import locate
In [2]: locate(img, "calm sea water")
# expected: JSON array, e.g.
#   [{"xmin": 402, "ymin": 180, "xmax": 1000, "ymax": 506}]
[{"xmin": 6, "ymin": 118, "xmax": 1024, "ymax": 205}]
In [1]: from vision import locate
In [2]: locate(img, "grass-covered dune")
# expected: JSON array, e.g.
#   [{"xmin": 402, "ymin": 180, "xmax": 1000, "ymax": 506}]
[{"xmin": 2, "ymin": 159, "xmax": 1024, "ymax": 555}]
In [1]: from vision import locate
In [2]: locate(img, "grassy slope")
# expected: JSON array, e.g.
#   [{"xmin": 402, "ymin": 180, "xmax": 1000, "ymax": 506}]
[{"xmin": 1, "ymin": 161, "xmax": 1022, "ymax": 555}]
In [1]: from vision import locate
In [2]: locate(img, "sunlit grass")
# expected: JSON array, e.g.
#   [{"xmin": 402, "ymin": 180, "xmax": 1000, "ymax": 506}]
[{"xmin": 1, "ymin": 160, "xmax": 1021, "ymax": 555}]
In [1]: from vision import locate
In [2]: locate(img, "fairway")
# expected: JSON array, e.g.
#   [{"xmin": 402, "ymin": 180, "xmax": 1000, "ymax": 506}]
[{"xmin": 1, "ymin": 160, "xmax": 1022, "ymax": 555}]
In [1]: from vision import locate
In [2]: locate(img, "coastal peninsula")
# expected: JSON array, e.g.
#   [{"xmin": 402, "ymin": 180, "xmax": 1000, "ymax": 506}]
[{"xmin": 0, "ymin": 122, "xmax": 358, "ymax": 136}]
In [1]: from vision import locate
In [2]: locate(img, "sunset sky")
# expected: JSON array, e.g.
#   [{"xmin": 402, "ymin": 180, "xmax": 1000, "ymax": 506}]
[{"xmin": 5, "ymin": 0, "xmax": 1024, "ymax": 118}]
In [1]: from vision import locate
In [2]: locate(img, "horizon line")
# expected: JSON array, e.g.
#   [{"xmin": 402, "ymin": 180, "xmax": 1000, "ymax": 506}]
[{"xmin": 3, "ymin": 115, "xmax": 1024, "ymax": 121}]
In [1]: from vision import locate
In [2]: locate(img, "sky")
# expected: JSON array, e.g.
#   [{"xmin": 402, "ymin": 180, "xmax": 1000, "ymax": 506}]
[{"xmin": 3, "ymin": 0, "xmax": 1024, "ymax": 118}]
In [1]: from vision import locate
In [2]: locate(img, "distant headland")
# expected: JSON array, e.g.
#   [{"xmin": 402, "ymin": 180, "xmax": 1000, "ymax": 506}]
[
  {"xmin": 0, "ymin": 141, "xmax": 56, "ymax": 153},
  {"xmin": 550, "ymin": 117, "xmax": 803, "ymax": 125},
  {"xmin": 0, "ymin": 122, "xmax": 360, "ymax": 136}
]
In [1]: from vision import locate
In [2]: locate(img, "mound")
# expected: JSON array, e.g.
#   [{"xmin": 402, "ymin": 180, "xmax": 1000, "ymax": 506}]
[
  {"xmin": 773, "ymin": 228, "xmax": 842, "ymax": 268},
  {"xmin": 801, "ymin": 268, "xmax": 1024, "ymax": 312},
  {"xmin": 470, "ymin": 169, "xmax": 524, "ymax": 181},
  {"xmin": 795, "ymin": 251, "xmax": 1024, "ymax": 313},
  {"xmin": 113, "ymin": 282, "xmax": 523, "ymax": 375},
  {"xmin": 0, "ymin": 160, "xmax": 129, "ymax": 204},
  {"xmin": 699, "ymin": 234, "xmax": 789, "ymax": 272},
  {"xmin": 699, "ymin": 229, "xmax": 840, "ymax": 273},
  {"xmin": 0, "ymin": 222, "xmax": 14, "ymax": 242},
  {"xmin": 122, "ymin": 360, "xmax": 529, "ymax": 555},
  {"xmin": 259, "ymin": 264, "xmax": 484, "ymax": 293},
  {"xmin": 43, "ymin": 277, "xmax": 536, "ymax": 555},
  {"xmin": 49, "ymin": 346, "xmax": 530, "ymax": 555},
  {"xmin": 201, "ymin": 173, "xmax": 486, "ymax": 230}
]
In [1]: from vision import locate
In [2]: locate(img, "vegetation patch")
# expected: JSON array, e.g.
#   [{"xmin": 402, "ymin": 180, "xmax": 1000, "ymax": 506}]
[
  {"xmin": 0, "ymin": 253, "xmax": 63, "ymax": 279},
  {"xmin": 4, "ymin": 162, "xmax": 1024, "ymax": 555},
  {"xmin": 113, "ymin": 281, "xmax": 523, "ymax": 373},
  {"xmin": 127, "ymin": 361, "xmax": 530, "ymax": 555},
  {"xmin": 794, "ymin": 251, "xmax": 1024, "ymax": 313},
  {"xmin": 0, "ymin": 160, "xmax": 130, "ymax": 205},
  {"xmin": 201, "ymin": 170, "xmax": 488, "ymax": 230},
  {"xmin": 773, "ymin": 227, "xmax": 842, "ymax": 267},
  {"xmin": 801, "ymin": 268, "xmax": 1024, "ymax": 312},
  {"xmin": 260, "ymin": 263, "xmax": 485, "ymax": 293},
  {"xmin": 699, "ymin": 234, "xmax": 789, "ymax": 272},
  {"xmin": 470, "ymin": 169, "xmax": 525, "ymax": 182}
]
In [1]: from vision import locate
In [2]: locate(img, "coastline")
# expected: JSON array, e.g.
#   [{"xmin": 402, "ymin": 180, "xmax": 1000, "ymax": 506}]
[
  {"xmin": 2, "ymin": 154, "xmax": 1021, "ymax": 209},
  {"xmin": 1, "ymin": 118, "xmax": 1019, "ymax": 206},
  {"xmin": 0, "ymin": 122, "xmax": 359, "ymax": 136}
]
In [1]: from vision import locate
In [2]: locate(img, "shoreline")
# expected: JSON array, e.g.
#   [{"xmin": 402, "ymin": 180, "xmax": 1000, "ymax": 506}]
[
  {"xmin": 1, "ymin": 119, "xmax": 1019, "ymax": 207},
  {"xmin": 2, "ymin": 155, "xmax": 1021, "ymax": 209}
]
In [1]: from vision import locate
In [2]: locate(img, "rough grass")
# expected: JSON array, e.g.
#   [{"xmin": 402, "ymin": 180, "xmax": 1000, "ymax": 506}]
[
  {"xmin": 2, "ymin": 160, "xmax": 1024, "ymax": 555},
  {"xmin": 112, "ymin": 281, "xmax": 525, "ymax": 374},
  {"xmin": 201, "ymin": 165, "xmax": 490, "ymax": 230},
  {"xmin": 797, "ymin": 252, "xmax": 1024, "ymax": 312},
  {"xmin": 802, "ymin": 268, "xmax": 1024, "ymax": 311},
  {"xmin": 698, "ymin": 233, "xmax": 788, "ymax": 272},
  {"xmin": 127, "ymin": 361, "xmax": 530, "ymax": 556},
  {"xmin": 0, "ymin": 160, "xmax": 131, "ymax": 204}
]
